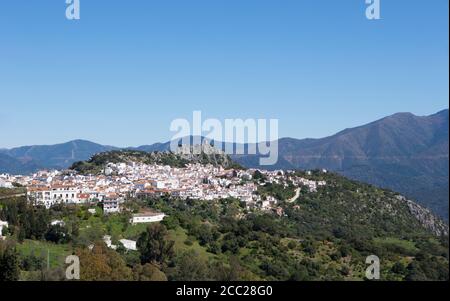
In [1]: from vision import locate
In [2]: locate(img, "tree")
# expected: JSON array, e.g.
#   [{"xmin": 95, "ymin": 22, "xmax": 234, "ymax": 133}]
[
  {"xmin": 196, "ymin": 224, "xmax": 214, "ymax": 246},
  {"xmin": 76, "ymin": 243, "xmax": 133, "ymax": 281},
  {"xmin": 301, "ymin": 240, "xmax": 316, "ymax": 256},
  {"xmin": 20, "ymin": 252, "xmax": 45, "ymax": 272},
  {"xmin": 260, "ymin": 260, "xmax": 290, "ymax": 280},
  {"xmin": 137, "ymin": 224, "xmax": 174, "ymax": 265},
  {"xmin": 405, "ymin": 261, "xmax": 428, "ymax": 281},
  {"xmin": 133, "ymin": 263, "xmax": 167, "ymax": 281},
  {"xmin": 75, "ymin": 223, "xmax": 104, "ymax": 247},
  {"xmin": 161, "ymin": 215, "xmax": 179, "ymax": 230},
  {"xmin": 253, "ymin": 170, "xmax": 266, "ymax": 181},
  {"xmin": 0, "ymin": 241, "xmax": 20, "ymax": 281},
  {"xmin": 215, "ymin": 257, "xmax": 257, "ymax": 281},
  {"xmin": 287, "ymin": 241, "xmax": 297, "ymax": 250},
  {"xmin": 170, "ymin": 250, "xmax": 209, "ymax": 281},
  {"xmin": 221, "ymin": 233, "xmax": 240, "ymax": 254},
  {"xmin": 207, "ymin": 241, "xmax": 221, "ymax": 254},
  {"xmin": 18, "ymin": 226, "xmax": 26, "ymax": 243},
  {"xmin": 289, "ymin": 265, "xmax": 310, "ymax": 281},
  {"xmin": 45, "ymin": 224, "xmax": 71, "ymax": 244},
  {"xmin": 391, "ymin": 262, "xmax": 407, "ymax": 275}
]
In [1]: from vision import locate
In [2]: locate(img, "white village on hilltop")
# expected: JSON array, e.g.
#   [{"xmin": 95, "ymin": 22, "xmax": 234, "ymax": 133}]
[
  {"xmin": 1, "ymin": 159, "xmax": 326, "ymax": 215},
  {"xmin": 1, "ymin": 157, "xmax": 327, "ymax": 250}
]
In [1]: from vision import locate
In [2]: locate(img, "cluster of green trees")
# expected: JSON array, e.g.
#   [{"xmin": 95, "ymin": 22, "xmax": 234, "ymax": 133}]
[
  {"xmin": 0, "ymin": 198, "xmax": 75, "ymax": 243},
  {"xmin": 0, "ymin": 240, "xmax": 20, "ymax": 281},
  {"xmin": 256, "ymin": 182, "xmax": 296, "ymax": 201}
]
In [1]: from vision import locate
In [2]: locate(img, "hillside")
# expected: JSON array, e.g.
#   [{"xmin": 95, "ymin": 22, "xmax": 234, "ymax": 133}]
[
  {"xmin": 145, "ymin": 172, "xmax": 449, "ymax": 281},
  {"xmin": 0, "ymin": 153, "xmax": 41, "ymax": 175},
  {"xmin": 70, "ymin": 145, "xmax": 239, "ymax": 175},
  {"xmin": 1, "ymin": 170, "xmax": 447, "ymax": 281},
  {"xmin": 233, "ymin": 109, "xmax": 450, "ymax": 220}
]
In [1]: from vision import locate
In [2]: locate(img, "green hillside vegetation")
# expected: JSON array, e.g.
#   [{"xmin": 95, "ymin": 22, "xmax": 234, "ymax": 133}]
[
  {"xmin": 256, "ymin": 182, "xmax": 296, "ymax": 201},
  {"xmin": 0, "ymin": 187, "xmax": 26, "ymax": 198},
  {"xmin": 0, "ymin": 170, "xmax": 448, "ymax": 281}
]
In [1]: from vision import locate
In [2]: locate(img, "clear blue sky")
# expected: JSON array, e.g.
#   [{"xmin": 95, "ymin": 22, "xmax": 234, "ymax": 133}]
[{"xmin": 0, "ymin": 0, "xmax": 448, "ymax": 148}]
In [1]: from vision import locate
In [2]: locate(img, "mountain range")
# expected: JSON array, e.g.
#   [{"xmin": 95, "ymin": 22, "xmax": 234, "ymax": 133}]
[
  {"xmin": 0, "ymin": 109, "xmax": 448, "ymax": 219},
  {"xmin": 233, "ymin": 109, "xmax": 449, "ymax": 220}
]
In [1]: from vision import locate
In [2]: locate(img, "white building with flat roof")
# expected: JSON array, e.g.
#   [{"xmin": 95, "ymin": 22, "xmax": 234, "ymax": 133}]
[
  {"xmin": 130, "ymin": 211, "xmax": 166, "ymax": 224},
  {"xmin": 103, "ymin": 198, "xmax": 120, "ymax": 214},
  {"xmin": 119, "ymin": 239, "xmax": 137, "ymax": 251}
]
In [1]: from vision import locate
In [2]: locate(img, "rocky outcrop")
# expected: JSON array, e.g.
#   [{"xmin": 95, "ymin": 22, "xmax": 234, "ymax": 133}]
[
  {"xmin": 396, "ymin": 195, "xmax": 449, "ymax": 236},
  {"xmin": 173, "ymin": 142, "xmax": 234, "ymax": 168}
]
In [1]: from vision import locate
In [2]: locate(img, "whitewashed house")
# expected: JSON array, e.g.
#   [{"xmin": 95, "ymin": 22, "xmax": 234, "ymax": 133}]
[
  {"xmin": 102, "ymin": 198, "xmax": 120, "ymax": 214},
  {"xmin": 119, "ymin": 239, "xmax": 137, "ymax": 251},
  {"xmin": 28, "ymin": 185, "xmax": 86, "ymax": 208},
  {"xmin": 103, "ymin": 236, "xmax": 137, "ymax": 251},
  {"xmin": 0, "ymin": 179, "xmax": 13, "ymax": 188},
  {"xmin": 130, "ymin": 211, "xmax": 166, "ymax": 224},
  {"xmin": 50, "ymin": 186, "xmax": 81, "ymax": 204}
]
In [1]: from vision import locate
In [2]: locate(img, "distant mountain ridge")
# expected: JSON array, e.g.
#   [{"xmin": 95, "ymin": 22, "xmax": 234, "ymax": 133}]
[
  {"xmin": 0, "ymin": 153, "xmax": 41, "ymax": 175},
  {"xmin": 0, "ymin": 109, "xmax": 448, "ymax": 219},
  {"xmin": 0, "ymin": 140, "xmax": 118, "ymax": 173},
  {"xmin": 233, "ymin": 109, "xmax": 449, "ymax": 219}
]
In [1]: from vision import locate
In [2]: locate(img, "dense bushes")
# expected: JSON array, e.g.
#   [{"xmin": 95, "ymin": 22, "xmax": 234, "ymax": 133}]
[{"xmin": 0, "ymin": 240, "xmax": 20, "ymax": 281}]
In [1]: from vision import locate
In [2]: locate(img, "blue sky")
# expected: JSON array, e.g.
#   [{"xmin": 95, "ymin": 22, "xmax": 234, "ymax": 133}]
[{"xmin": 0, "ymin": 0, "xmax": 448, "ymax": 148}]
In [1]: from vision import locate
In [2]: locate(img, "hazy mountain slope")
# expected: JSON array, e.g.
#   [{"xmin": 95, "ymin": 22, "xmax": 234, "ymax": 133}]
[
  {"xmin": 1, "ymin": 140, "xmax": 117, "ymax": 173},
  {"xmin": 233, "ymin": 110, "xmax": 449, "ymax": 219},
  {"xmin": 0, "ymin": 153, "xmax": 42, "ymax": 175},
  {"xmin": 132, "ymin": 142, "xmax": 171, "ymax": 153}
]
